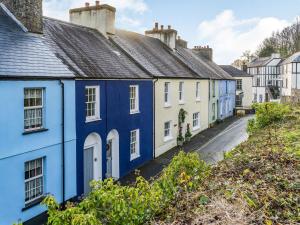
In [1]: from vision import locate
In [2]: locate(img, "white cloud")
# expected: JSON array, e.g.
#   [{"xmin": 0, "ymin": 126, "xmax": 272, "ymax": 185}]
[
  {"xmin": 44, "ymin": 0, "xmax": 148, "ymax": 21},
  {"xmin": 119, "ymin": 16, "xmax": 142, "ymax": 27},
  {"xmin": 197, "ymin": 10, "xmax": 290, "ymax": 64}
]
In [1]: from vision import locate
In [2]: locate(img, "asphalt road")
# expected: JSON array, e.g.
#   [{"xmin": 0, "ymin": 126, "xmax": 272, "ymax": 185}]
[{"xmin": 197, "ymin": 115, "xmax": 253, "ymax": 164}]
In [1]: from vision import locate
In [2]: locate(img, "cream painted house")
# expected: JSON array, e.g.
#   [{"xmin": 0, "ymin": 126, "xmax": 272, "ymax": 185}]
[{"xmin": 154, "ymin": 79, "xmax": 209, "ymax": 156}]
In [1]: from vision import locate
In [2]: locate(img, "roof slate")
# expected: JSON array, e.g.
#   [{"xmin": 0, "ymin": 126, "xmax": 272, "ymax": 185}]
[
  {"xmin": 43, "ymin": 18, "xmax": 151, "ymax": 79},
  {"xmin": 0, "ymin": 9, "xmax": 74, "ymax": 78},
  {"xmin": 219, "ymin": 65, "xmax": 252, "ymax": 77},
  {"xmin": 281, "ymin": 52, "xmax": 300, "ymax": 65},
  {"xmin": 111, "ymin": 29, "xmax": 198, "ymax": 78},
  {"xmin": 175, "ymin": 47, "xmax": 233, "ymax": 80}
]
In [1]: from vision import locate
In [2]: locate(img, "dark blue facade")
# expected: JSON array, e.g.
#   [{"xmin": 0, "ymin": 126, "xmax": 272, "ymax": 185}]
[{"xmin": 76, "ymin": 80, "xmax": 153, "ymax": 196}]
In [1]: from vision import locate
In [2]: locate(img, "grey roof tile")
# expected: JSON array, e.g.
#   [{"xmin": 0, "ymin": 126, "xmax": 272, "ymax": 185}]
[
  {"xmin": 219, "ymin": 65, "xmax": 252, "ymax": 77},
  {"xmin": 43, "ymin": 17, "xmax": 150, "ymax": 79},
  {"xmin": 0, "ymin": 9, "xmax": 74, "ymax": 78}
]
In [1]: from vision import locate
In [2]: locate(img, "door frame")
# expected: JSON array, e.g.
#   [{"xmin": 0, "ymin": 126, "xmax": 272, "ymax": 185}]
[{"xmin": 106, "ymin": 129, "xmax": 120, "ymax": 179}]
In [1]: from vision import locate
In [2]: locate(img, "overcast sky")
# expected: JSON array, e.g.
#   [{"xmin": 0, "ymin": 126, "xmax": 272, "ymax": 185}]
[{"xmin": 44, "ymin": 0, "xmax": 300, "ymax": 64}]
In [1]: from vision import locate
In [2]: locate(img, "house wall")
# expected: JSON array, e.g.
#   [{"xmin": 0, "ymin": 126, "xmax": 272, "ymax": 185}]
[
  {"xmin": 281, "ymin": 63, "xmax": 292, "ymax": 97},
  {"xmin": 154, "ymin": 79, "xmax": 209, "ymax": 157},
  {"xmin": 253, "ymin": 86, "xmax": 266, "ymax": 103},
  {"xmin": 0, "ymin": 80, "xmax": 77, "ymax": 225},
  {"xmin": 218, "ymin": 80, "xmax": 236, "ymax": 120},
  {"xmin": 76, "ymin": 80, "xmax": 153, "ymax": 196},
  {"xmin": 236, "ymin": 76, "xmax": 253, "ymax": 109}
]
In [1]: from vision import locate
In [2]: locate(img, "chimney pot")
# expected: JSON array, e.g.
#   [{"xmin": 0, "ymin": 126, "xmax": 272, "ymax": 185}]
[
  {"xmin": 161, "ymin": 25, "xmax": 164, "ymax": 30},
  {"xmin": 168, "ymin": 25, "xmax": 171, "ymax": 30},
  {"xmin": 155, "ymin": 22, "xmax": 158, "ymax": 30},
  {"xmin": 95, "ymin": 1, "xmax": 100, "ymax": 6},
  {"xmin": 85, "ymin": 2, "xmax": 90, "ymax": 7},
  {"xmin": 178, "ymin": 36, "xmax": 181, "ymax": 40}
]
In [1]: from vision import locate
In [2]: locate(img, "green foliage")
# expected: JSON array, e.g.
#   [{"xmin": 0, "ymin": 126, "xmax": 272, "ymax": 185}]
[
  {"xmin": 247, "ymin": 102, "xmax": 290, "ymax": 134},
  {"xmin": 156, "ymin": 152, "xmax": 211, "ymax": 202},
  {"xmin": 43, "ymin": 152, "xmax": 210, "ymax": 225},
  {"xmin": 185, "ymin": 123, "xmax": 192, "ymax": 140},
  {"xmin": 178, "ymin": 108, "xmax": 187, "ymax": 124}
]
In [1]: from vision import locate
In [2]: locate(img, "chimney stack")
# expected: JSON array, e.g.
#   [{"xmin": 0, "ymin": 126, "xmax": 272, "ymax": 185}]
[
  {"xmin": 145, "ymin": 23, "xmax": 178, "ymax": 50},
  {"xmin": 193, "ymin": 45, "xmax": 213, "ymax": 61},
  {"xmin": 1, "ymin": 0, "xmax": 43, "ymax": 33},
  {"xmin": 69, "ymin": 1, "xmax": 116, "ymax": 37}
]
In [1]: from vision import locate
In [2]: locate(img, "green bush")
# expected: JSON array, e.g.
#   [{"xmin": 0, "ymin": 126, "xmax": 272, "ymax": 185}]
[
  {"xmin": 247, "ymin": 102, "xmax": 290, "ymax": 134},
  {"xmin": 43, "ymin": 152, "xmax": 210, "ymax": 225}
]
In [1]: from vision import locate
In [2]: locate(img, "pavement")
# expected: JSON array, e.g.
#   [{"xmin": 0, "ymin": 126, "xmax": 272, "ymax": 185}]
[{"xmin": 120, "ymin": 115, "xmax": 253, "ymax": 185}]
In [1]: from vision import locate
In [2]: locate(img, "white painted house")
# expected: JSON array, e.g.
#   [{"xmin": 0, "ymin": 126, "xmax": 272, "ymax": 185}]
[
  {"xmin": 248, "ymin": 54, "xmax": 283, "ymax": 103},
  {"xmin": 280, "ymin": 52, "xmax": 300, "ymax": 103}
]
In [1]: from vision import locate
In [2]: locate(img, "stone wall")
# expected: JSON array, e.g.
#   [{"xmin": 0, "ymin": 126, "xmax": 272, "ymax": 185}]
[{"xmin": 2, "ymin": 0, "xmax": 43, "ymax": 33}]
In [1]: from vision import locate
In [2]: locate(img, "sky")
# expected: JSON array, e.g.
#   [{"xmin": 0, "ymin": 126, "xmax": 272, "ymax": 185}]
[{"xmin": 44, "ymin": 0, "xmax": 300, "ymax": 64}]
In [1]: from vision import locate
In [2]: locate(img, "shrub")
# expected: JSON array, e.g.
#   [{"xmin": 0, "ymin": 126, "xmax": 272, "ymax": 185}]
[
  {"xmin": 247, "ymin": 102, "xmax": 290, "ymax": 134},
  {"xmin": 156, "ymin": 151, "xmax": 211, "ymax": 202},
  {"xmin": 43, "ymin": 152, "xmax": 210, "ymax": 225}
]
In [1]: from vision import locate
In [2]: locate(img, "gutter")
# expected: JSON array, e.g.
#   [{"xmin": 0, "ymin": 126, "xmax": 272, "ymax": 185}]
[
  {"xmin": 59, "ymin": 80, "xmax": 66, "ymax": 205},
  {"xmin": 153, "ymin": 78, "xmax": 158, "ymax": 159}
]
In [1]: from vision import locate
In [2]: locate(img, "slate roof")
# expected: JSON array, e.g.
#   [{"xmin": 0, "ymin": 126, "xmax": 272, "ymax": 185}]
[
  {"xmin": 281, "ymin": 52, "xmax": 300, "ymax": 65},
  {"xmin": 111, "ymin": 29, "xmax": 198, "ymax": 78},
  {"xmin": 175, "ymin": 47, "xmax": 233, "ymax": 80},
  {"xmin": 248, "ymin": 57, "xmax": 272, "ymax": 67},
  {"xmin": 43, "ymin": 17, "xmax": 151, "ymax": 79},
  {"xmin": 219, "ymin": 65, "xmax": 252, "ymax": 77},
  {"xmin": 0, "ymin": 6, "xmax": 74, "ymax": 78}
]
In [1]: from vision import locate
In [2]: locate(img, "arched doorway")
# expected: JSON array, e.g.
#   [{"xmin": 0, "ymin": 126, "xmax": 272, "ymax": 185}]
[
  {"xmin": 83, "ymin": 133, "xmax": 102, "ymax": 195},
  {"xmin": 106, "ymin": 129, "xmax": 120, "ymax": 179}
]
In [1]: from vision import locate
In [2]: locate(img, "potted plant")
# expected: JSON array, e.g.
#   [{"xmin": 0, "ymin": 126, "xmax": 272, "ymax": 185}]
[
  {"xmin": 178, "ymin": 108, "xmax": 187, "ymax": 124},
  {"xmin": 185, "ymin": 123, "xmax": 192, "ymax": 142},
  {"xmin": 177, "ymin": 126, "xmax": 184, "ymax": 146}
]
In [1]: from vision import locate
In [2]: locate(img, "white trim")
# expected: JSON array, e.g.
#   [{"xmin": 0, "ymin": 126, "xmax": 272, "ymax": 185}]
[
  {"xmin": 130, "ymin": 85, "xmax": 140, "ymax": 114},
  {"xmin": 0, "ymin": 3, "xmax": 28, "ymax": 32},
  {"xmin": 130, "ymin": 129, "xmax": 140, "ymax": 161},
  {"xmin": 84, "ymin": 133, "xmax": 102, "ymax": 181},
  {"xmin": 107, "ymin": 130, "xmax": 120, "ymax": 179},
  {"xmin": 179, "ymin": 81, "xmax": 185, "ymax": 104},
  {"xmin": 163, "ymin": 121, "xmax": 173, "ymax": 142},
  {"xmin": 164, "ymin": 82, "xmax": 171, "ymax": 107},
  {"xmin": 85, "ymin": 86, "xmax": 101, "ymax": 122},
  {"xmin": 196, "ymin": 81, "xmax": 201, "ymax": 102}
]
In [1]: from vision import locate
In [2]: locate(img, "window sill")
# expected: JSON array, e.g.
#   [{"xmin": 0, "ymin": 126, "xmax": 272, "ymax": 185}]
[
  {"xmin": 179, "ymin": 101, "xmax": 185, "ymax": 105},
  {"xmin": 164, "ymin": 103, "xmax": 172, "ymax": 108},
  {"xmin": 130, "ymin": 154, "xmax": 140, "ymax": 161},
  {"xmin": 192, "ymin": 126, "xmax": 200, "ymax": 131},
  {"xmin": 85, "ymin": 118, "xmax": 101, "ymax": 123},
  {"xmin": 130, "ymin": 110, "xmax": 140, "ymax": 115},
  {"xmin": 23, "ymin": 128, "xmax": 48, "ymax": 135},
  {"xmin": 164, "ymin": 136, "xmax": 173, "ymax": 143},
  {"xmin": 196, "ymin": 99, "xmax": 201, "ymax": 102},
  {"xmin": 22, "ymin": 196, "xmax": 45, "ymax": 212}
]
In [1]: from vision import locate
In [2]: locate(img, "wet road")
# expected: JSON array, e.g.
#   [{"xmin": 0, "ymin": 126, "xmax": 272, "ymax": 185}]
[{"xmin": 197, "ymin": 115, "xmax": 253, "ymax": 164}]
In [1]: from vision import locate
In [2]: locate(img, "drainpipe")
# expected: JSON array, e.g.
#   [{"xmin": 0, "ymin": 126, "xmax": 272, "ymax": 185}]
[
  {"xmin": 59, "ymin": 80, "xmax": 65, "ymax": 205},
  {"xmin": 153, "ymin": 78, "xmax": 158, "ymax": 159}
]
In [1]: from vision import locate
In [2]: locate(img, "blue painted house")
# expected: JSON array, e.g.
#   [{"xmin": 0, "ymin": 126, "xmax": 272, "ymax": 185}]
[
  {"xmin": 0, "ymin": 2, "xmax": 77, "ymax": 224},
  {"xmin": 43, "ymin": 9, "xmax": 153, "ymax": 196},
  {"xmin": 218, "ymin": 80, "xmax": 236, "ymax": 120}
]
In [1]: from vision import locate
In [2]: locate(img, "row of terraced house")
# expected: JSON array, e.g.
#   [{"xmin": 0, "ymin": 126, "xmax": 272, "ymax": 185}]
[{"xmin": 0, "ymin": 0, "xmax": 237, "ymax": 224}]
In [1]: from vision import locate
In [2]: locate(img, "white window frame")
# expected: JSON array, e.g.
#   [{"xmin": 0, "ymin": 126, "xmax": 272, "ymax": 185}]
[
  {"xmin": 130, "ymin": 129, "xmax": 140, "ymax": 161},
  {"xmin": 196, "ymin": 82, "xmax": 201, "ymax": 101},
  {"xmin": 164, "ymin": 121, "xmax": 172, "ymax": 142},
  {"xmin": 24, "ymin": 88, "xmax": 44, "ymax": 132},
  {"xmin": 24, "ymin": 158, "xmax": 44, "ymax": 205},
  {"xmin": 164, "ymin": 82, "xmax": 171, "ymax": 107},
  {"xmin": 179, "ymin": 81, "xmax": 184, "ymax": 104},
  {"xmin": 85, "ymin": 86, "xmax": 100, "ymax": 122},
  {"xmin": 130, "ymin": 85, "xmax": 140, "ymax": 114},
  {"xmin": 236, "ymin": 79, "xmax": 242, "ymax": 91},
  {"xmin": 192, "ymin": 112, "xmax": 200, "ymax": 131}
]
